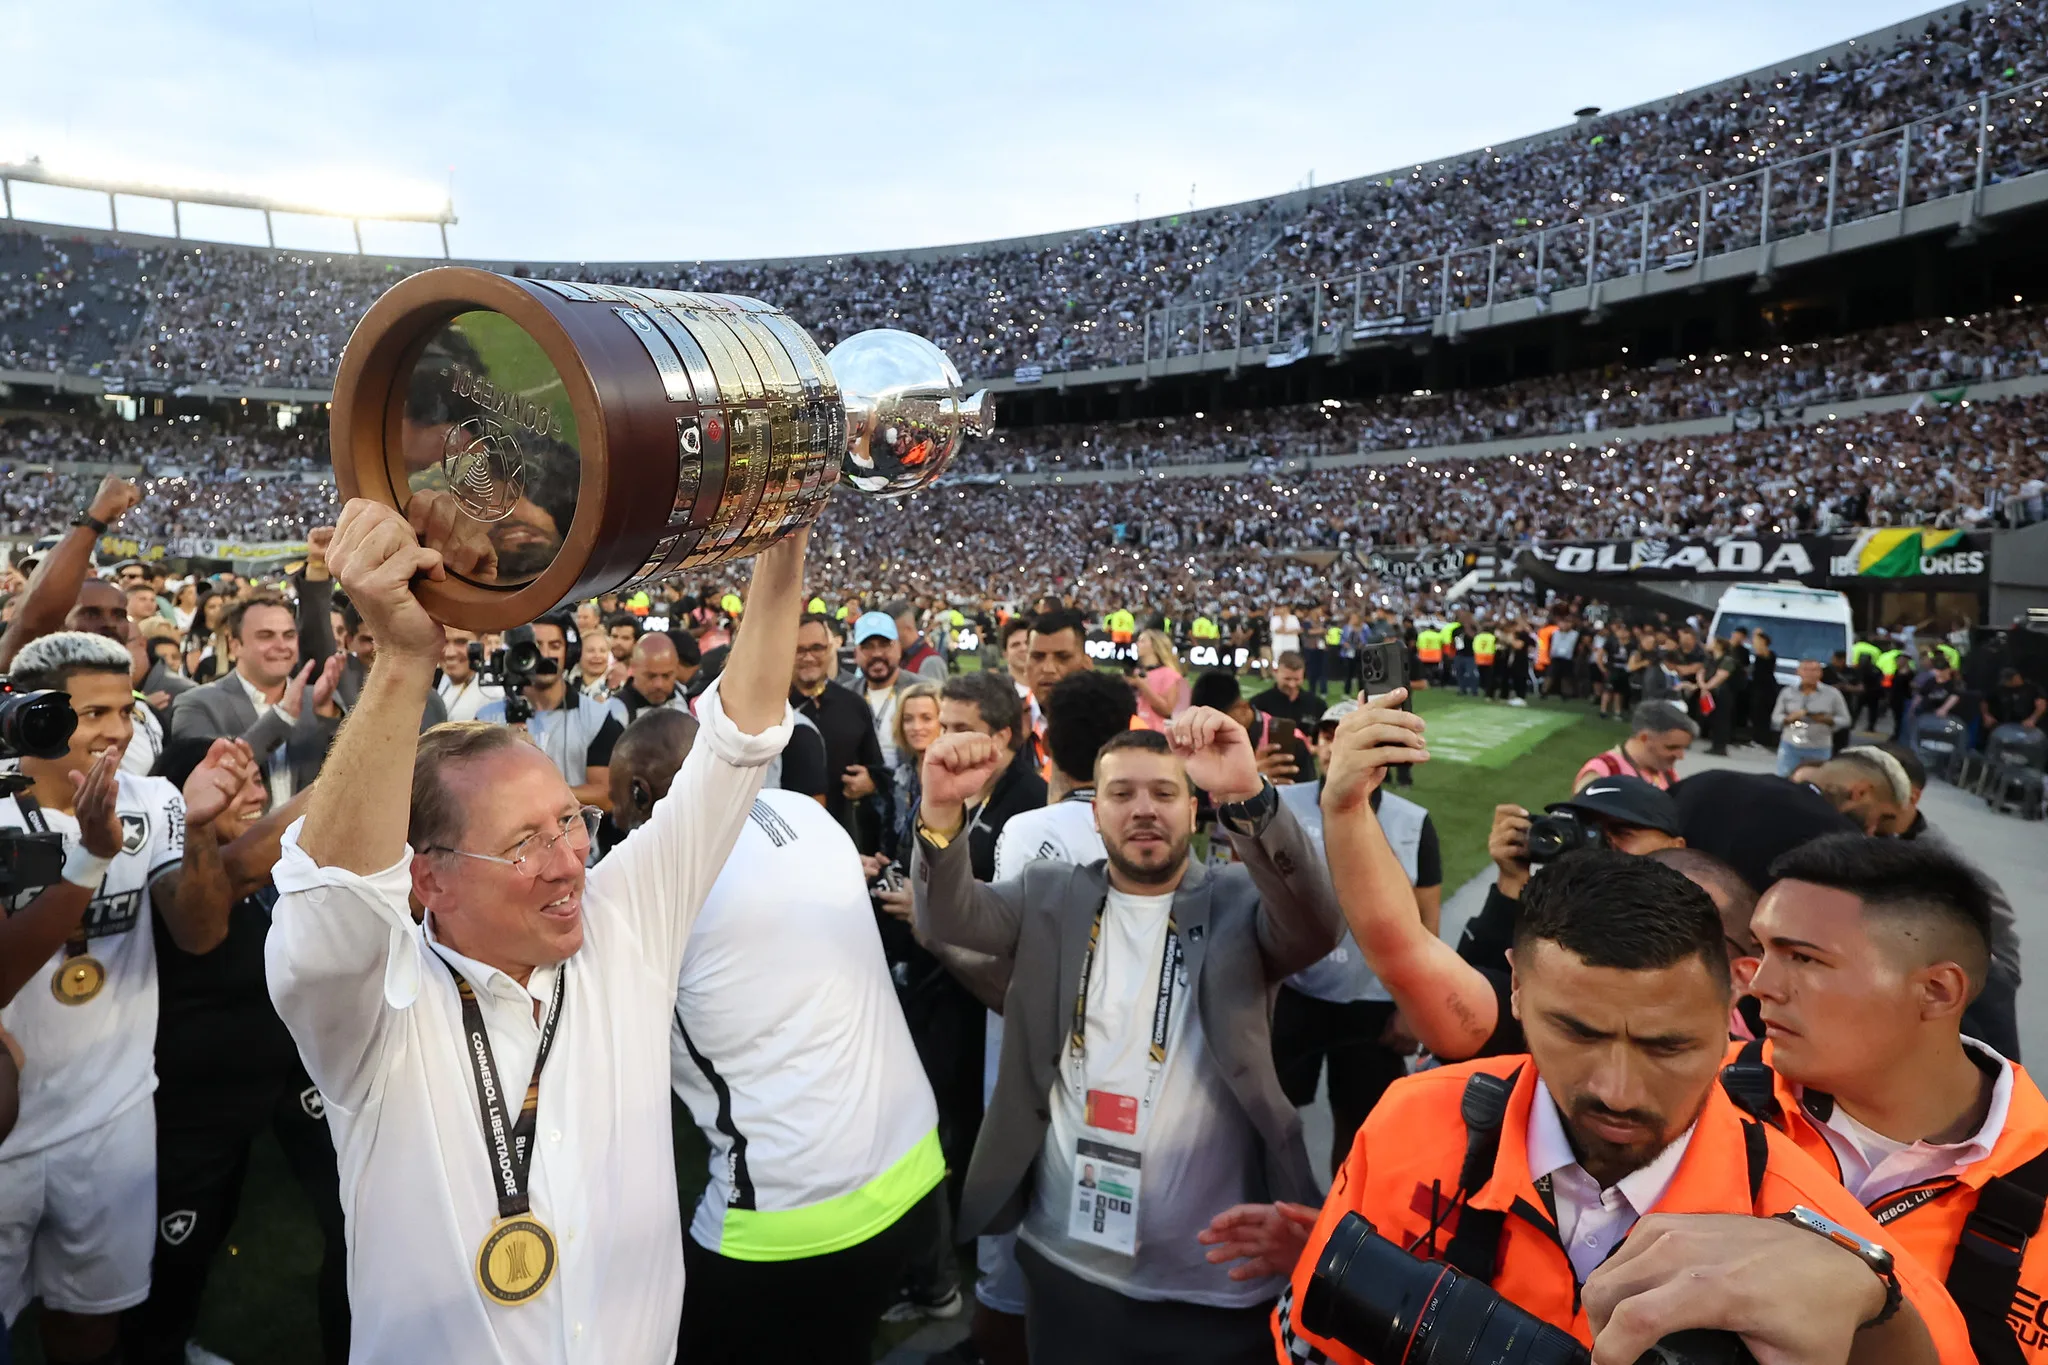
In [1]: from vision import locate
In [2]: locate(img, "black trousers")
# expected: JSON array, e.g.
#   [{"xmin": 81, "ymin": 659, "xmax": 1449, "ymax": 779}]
[
  {"xmin": 124, "ymin": 1070, "xmax": 349, "ymax": 1365},
  {"xmin": 678, "ymin": 1184, "xmax": 943, "ymax": 1365},
  {"xmin": 1015, "ymin": 1241, "xmax": 1275, "ymax": 1365},
  {"xmin": 1270, "ymin": 989, "xmax": 1406, "ymax": 1172}
]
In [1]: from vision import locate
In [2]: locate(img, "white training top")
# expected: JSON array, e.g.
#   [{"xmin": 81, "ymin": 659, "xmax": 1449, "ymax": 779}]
[
  {"xmin": 993, "ymin": 794, "xmax": 1106, "ymax": 881},
  {"xmin": 266, "ymin": 682, "xmax": 789, "ymax": 1365},
  {"xmin": 0, "ymin": 770, "xmax": 184, "ymax": 1156},
  {"xmin": 670, "ymin": 789, "xmax": 940, "ymax": 1257}
]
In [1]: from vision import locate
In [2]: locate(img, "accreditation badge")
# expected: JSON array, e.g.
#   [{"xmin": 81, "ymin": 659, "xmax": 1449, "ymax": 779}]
[
  {"xmin": 476, "ymin": 1215, "xmax": 558, "ymax": 1305},
  {"xmin": 51, "ymin": 954, "xmax": 106, "ymax": 1004},
  {"xmin": 1067, "ymin": 1137, "xmax": 1142, "ymax": 1255}
]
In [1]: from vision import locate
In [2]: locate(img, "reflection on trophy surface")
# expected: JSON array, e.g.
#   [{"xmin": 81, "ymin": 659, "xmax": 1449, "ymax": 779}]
[{"xmin": 330, "ymin": 267, "xmax": 993, "ymax": 630}]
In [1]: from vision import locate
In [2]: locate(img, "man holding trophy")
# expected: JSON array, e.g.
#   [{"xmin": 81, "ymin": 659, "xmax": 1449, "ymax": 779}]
[{"xmin": 262, "ymin": 271, "xmax": 989, "ymax": 1362}]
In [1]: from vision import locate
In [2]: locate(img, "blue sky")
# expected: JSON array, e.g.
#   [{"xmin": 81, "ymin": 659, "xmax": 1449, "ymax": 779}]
[{"xmin": 0, "ymin": 0, "xmax": 1941, "ymax": 262}]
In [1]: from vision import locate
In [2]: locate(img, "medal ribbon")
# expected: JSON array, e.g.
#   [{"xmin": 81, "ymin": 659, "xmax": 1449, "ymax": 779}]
[
  {"xmin": 17, "ymin": 794, "xmax": 95, "ymax": 966},
  {"xmin": 1066, "ymin": 906, "xmax": 1182, "ymax": 1113},
  {"xmin": 442, "ymin": 956, "xmax": 566, "ymax": 1221}
]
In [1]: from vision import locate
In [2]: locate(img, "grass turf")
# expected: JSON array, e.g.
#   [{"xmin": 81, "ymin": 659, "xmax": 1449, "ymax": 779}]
[{"xmin": 9, "ymin": 677, "xmax": 1620, "ymax": 1364}]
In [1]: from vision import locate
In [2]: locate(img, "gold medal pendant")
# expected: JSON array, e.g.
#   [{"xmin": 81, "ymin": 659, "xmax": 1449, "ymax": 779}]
[
  {"xmin": 476, "ymin": 1215, "xmax": 557, "ymax": 1305},
  {"xmin": 51, "ymin": 955, "xmax": 106, "ymax": 1005}
]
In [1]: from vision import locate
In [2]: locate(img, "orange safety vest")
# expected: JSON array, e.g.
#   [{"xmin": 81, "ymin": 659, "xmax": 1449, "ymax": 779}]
[
  {"xmin": 1723, "ymin": 1038, "xmax": 2048, "ymax": 1363},
  {"xmin": 1275, "ymin": 1056, "xmax": 1976, "ymax": 1365},
  {"xmin": 1535, "ymin": 623, "xmax": 1558, "ymax": 670}
]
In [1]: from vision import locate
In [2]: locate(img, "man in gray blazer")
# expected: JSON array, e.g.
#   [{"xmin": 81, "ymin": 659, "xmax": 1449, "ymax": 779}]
[
  {"xmin": 170, "ymin": 594, "xmax": 341, "ymax": 796},
  {"xmin": 911, "ymin": 707, "xmax": 1342, "ymax": 1365}
]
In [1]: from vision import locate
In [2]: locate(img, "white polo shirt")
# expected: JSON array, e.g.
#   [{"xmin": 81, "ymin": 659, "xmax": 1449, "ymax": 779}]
[
  {"xmin": 266, "ymin": 683, "xmax": 789, "ymax": 1364},
  {"xmin": 0, "ymin": 771, "xmax": 184, "ymax": 1157}
]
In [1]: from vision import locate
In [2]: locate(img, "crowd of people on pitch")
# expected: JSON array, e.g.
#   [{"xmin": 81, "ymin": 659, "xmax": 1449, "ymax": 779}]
[
  {"xmin": 3, "ymin": 2, "xmax": 2047, "ymax": 387},
  {"xmin": 0, "ymin": 469, "xmax": 2038, "ymax": 1365}
]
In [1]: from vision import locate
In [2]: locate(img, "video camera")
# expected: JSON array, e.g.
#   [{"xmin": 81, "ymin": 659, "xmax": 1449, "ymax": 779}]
[
  {"xmin": 472, "ymin": 625, "xmax": 556, "ymax": 725},
  {"xmin": 0, "ymin": 675, "xmax": 80, "ymax": 899},
  {"xmin": 1303, "ymin": 1213, "xmax": 1753, "ymax": 1365}
]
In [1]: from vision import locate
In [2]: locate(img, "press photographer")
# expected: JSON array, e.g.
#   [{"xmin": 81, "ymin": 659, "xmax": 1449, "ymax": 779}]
[
  {"xmin": 476, "ymin": 613, "xmax": 627, "ymax": 811},
  {"xmin": 1207, "ymin": 850, "xmax": 1973, "ymax": 1365}
]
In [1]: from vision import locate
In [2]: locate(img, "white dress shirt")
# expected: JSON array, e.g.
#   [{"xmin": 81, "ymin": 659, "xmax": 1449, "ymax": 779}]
[
  {"xmin": 1812, "ymin": 1039, "xmax": 2012, "ymax": 1204},
  {"xmin": 235, "ymin": 668, "xmax": 296, "ymax": 808},
  {"xmin": 438, "ymin": 673, "xmax": 506, "ymax": 725},
  {"xmin": 1525, "ymin": 1079, "xmax": 1696, "ymax": 1283},
  {"xmin": 266, "ymin": 682, "xmax": 790, "ymax": 1364}
]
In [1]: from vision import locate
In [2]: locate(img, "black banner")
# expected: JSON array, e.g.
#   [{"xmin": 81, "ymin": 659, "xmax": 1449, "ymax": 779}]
[{"xmin": 1510, "ymin": 530, "xmax": 1991, "ymax": 588}]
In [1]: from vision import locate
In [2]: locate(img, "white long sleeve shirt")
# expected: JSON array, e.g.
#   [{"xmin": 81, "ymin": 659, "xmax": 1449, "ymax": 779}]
[{"xmin": 266, "ymin": 682, "xmax": 790, "ymax": 1365}]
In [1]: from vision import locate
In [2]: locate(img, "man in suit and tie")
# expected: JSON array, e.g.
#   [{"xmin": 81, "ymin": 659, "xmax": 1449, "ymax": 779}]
[
  {"xmin": 169, "ymin": 594, "xmax": 341, "ymax": 802},
  {"xmin": 911, "ymin": 708, "xmax": 1341, "ymax": 1365}
]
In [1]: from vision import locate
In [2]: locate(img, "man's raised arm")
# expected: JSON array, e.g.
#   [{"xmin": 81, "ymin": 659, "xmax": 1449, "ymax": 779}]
[
  {"xmin": 0, "ymin": 475, "xmax": 140, "ymax": 671},
  {"xmin": 1321, "ymin": 691, "xmax": 1499, "ymax": 1061},
  {"xmin": 296, "ymin": 503, "xmax": 446, "ymax": 873},
  {"xmin": 719, "ymin": 529, "xmax": 807, "ymax": 735}
]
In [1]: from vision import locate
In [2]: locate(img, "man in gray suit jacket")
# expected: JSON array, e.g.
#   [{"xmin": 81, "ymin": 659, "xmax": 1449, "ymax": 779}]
[
  {"xmin": 912, "ymin": 708, "xmax": 1342, "ymax": 1365},
  {"xmin": 169, "ymin": 594, "xmax": 341, "ymax": 796}
]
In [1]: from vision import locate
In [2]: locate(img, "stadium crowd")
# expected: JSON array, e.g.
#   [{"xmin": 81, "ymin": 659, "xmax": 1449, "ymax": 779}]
[
  {"xmin": 7, "ymin": 383, "xmax": 2040, "ymax": 620},
  {"xmin": 3, "ymin": 2, "xmax": 2047, "ymax": 385},
  {"xmin": 0, "ymin": 462, "xmax": 2038, "ymax": 1365}
]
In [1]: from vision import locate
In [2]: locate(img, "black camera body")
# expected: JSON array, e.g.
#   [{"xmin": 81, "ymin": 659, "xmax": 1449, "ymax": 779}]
[
  {"xmin": 1524, "ymin": 808, "xmax": 1606, "ymax": 863},
  {"xmin": 0, "ymin": 676, "xmax": 78, "ymax": 762},
  {"xmin": 1303, "ymin": 1212, "xmax": 1754, "ymax": 1365},
  {"xmin": 0, "ymin": 675, "xmax": 77, "ymax": 898},
  {"xmin": 475, "ymin": 626, "xmax": 554, "ymax": 725}
]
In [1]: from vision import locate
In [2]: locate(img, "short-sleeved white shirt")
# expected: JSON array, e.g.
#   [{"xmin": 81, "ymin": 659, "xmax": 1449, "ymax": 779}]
[
  {"xmin": 0, "ymin": 770, "xmax": 185, "ymax": 1156},
  {"xmin": 992, "ymin": 795, "xmax": 1105, "ymax": 881},
  {"xmin": 671, "ymin": 790, "xmax": 938, "ymax": 1255},
  {"xmin": 266, "ymin": 683, "xmax": 789, "ymax": 1364}
]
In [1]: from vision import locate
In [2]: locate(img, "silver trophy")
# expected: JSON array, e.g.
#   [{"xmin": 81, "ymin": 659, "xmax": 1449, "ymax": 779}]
[{"xmin": 329, "ymin": 268, "xmax": 993, "ymax": 630}]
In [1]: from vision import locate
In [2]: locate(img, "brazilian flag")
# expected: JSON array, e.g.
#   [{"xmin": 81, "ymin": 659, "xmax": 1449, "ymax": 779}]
[{"xmin": 1846, "ymin": 528, "xmax": 1964, "ymax": 578}]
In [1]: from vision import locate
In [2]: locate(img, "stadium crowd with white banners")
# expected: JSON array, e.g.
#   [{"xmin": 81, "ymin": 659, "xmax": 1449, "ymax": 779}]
[{"xmin": 1, "ymin": 3, "xmax": 2047, "ymax": 1365}]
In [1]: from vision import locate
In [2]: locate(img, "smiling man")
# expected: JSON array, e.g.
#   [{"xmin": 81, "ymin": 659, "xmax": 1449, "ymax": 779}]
[{"xmin": 266, "ymin": 500, "xmax": 801, "ymax": 1363}]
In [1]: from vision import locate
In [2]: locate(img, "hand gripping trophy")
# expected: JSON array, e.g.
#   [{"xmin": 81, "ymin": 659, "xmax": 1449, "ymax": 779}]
[{"xmin": 329, "ymin": 268, "xmax": 994, "ymax": 629}]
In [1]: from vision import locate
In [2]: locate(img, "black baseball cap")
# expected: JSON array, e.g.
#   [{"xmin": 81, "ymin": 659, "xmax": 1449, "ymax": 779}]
[
  {"xmin": 1549, "ymin": 774, "xmax": 1682, "ymax": 836},
  {"xmin": 1668, "ymin": 769, "xmax": 1859, "ymax": 893}
]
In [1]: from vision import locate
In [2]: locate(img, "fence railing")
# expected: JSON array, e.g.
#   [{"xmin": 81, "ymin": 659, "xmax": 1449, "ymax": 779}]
[{"xmin": 1140, "ymin": 74, "xmax": 2048, "ymax": 367}]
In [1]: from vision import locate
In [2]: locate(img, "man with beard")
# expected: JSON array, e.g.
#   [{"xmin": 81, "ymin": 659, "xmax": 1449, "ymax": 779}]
[
  {"xmin": 846, "ymin": 612, "xmax": 920, "ymax": 776},
  {"xmin": 912, "ymin": 711, "xmax": 1341, "ymax": 1364},
  {"xmin": 1221, "ymin": 851, "xmax": 1971, "ymax": 1365}
]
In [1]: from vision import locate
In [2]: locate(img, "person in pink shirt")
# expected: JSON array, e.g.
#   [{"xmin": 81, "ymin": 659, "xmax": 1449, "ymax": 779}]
[{"xmin": 1129, "ymin": 629, "xmax": 1185, "ymax": 731}]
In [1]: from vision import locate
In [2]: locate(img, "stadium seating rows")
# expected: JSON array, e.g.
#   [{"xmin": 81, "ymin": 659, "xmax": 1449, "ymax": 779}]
[{"xmin": 1, "ymin": 1, "xmax": 2044, "ymax": 385}]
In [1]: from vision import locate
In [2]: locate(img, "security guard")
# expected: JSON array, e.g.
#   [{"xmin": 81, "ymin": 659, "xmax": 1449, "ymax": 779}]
[
  {"xmin": 1105, "ymin": 607, "xmax": 1136, "ymax": 646},
  {"xmin": 1414, "ymin": 626, "xmax": 1442, "ymax": 688},
  {"xmin": 1725, "ymin": 834, "xmax": 2048, "ymax": 1365},
  {"xmin": 1231, "ymin": 851, "xmax": 1974, "ymax": 1365},
  {"xmin": 1473, "ymin": 627, "xmax": 1498, "ymax": 699}
]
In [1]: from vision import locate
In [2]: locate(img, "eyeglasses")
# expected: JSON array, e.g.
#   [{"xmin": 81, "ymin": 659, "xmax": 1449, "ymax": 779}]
[{"xmin": 427, "ymin": 807, "xmax": 601, "ymax": 878}]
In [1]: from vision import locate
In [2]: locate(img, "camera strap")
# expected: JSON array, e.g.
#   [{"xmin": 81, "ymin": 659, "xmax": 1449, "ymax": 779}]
[
  {"xmin": 15, "ymin": 794, "xmax": 96, "ymax": 963},
  {"xmin": 1944, "ymin": 1149, "xmax": 2048, "ymax": 1365}
]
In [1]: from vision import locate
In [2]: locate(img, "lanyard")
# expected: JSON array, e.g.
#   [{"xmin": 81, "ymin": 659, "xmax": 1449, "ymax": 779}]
[
  {"xmin": 1067, "ymin": 904, "xmax": 1183, "ymax": 1113},
  {"xmin": 441, "ymin": 956, "xmax": 567, "ymax": 1222},
  {"xmin": 16, "ymin": 793, "xmax": 96, "ymax": 962}
]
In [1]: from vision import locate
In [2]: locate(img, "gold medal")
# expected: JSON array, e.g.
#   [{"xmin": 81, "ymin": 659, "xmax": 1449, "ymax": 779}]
[
  {"xmin": 51, "ymin": 955, "xmax": 106, "ymax": 1005},
  {"xmin": 475, "ymin": 1215, "xmax": 556, "ymax": 1305}
]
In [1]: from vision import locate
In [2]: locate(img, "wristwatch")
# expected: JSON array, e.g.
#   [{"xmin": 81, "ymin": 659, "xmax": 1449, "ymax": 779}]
[
  {"xmin": 1774, "ymin": 1205, "xmax": 1902, "ymax": 1329},
  {"xmin": 71, "ymin": 511, "xmax": 109, "ymax": 535},
  {"xmin": 1215, "ymin": 778, "xmax": 1278, "ymax": 838}
]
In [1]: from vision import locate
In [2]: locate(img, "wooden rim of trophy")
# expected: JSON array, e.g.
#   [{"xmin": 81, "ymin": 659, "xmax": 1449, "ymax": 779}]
[{"xmin": 330, "ymin": 267, "xmax": 673, "ymax": 631}]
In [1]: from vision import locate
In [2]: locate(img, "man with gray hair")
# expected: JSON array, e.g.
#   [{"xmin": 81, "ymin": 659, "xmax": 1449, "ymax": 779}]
[
  {"xmin": 266, "ymin": 501, "xmax": 801, "ymax": 1362},
  {"xmin": 1572, "ymin": 699, "xmax": 1697, "ymax": 791}
]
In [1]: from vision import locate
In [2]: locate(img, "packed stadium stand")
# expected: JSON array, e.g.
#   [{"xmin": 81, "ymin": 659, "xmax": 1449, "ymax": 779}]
[{"xmin": 3, "ymin": 0, "xmax": 2047, "ymax": 626}]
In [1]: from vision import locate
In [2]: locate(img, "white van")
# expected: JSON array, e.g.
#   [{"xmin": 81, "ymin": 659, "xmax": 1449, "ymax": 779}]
[{"xmin": 1708, "ymin": 584, "xmax": 1855, "ymax": 688}]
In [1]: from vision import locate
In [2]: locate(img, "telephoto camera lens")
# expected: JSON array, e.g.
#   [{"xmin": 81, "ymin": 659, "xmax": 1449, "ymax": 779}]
[
  {"xmin": 0, "ymin": 687, "xmax": 79, "ymax": 761},
  {"xmin": 1302, "ymin": 1213, "xmax": 1588, "ymax": 1365},
  {"xmin": 1301, "ymin": 1214, "xmax": 1756, "ymax": 1365}
]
